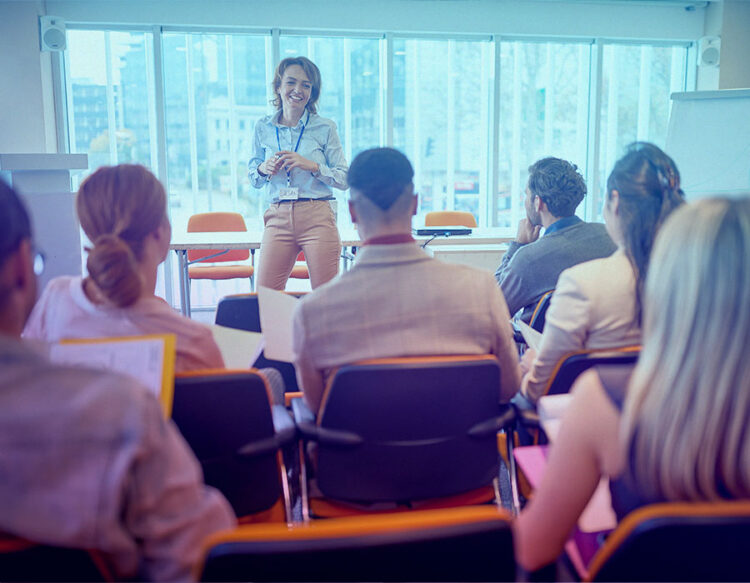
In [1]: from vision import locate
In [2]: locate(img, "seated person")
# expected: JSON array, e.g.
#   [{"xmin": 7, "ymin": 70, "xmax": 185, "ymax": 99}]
[
  {"xmin": 495, "ymin": 157, "xmax": 616, "ymax": 322},
  {"xmin": 0, "ymin": 179, "xmax": 234, "ymax": 581},
  {"xmin": 23, "ymin": 164, "xmax": 224, "ymax": 372},
  {"xmin": 292, "ymin": 147, "xmax": 521, "ymax": 413},
  {"xmin": 514, "ymin": 196, "xmax": 750, "ymax": 571},
  {"xmin": 520, "ymin": 143, "xmax": 684, "ymax": 402}
]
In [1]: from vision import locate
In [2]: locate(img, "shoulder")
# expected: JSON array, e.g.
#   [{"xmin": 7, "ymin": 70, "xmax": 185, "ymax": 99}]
[
  {"xmin": 40, "ymin": 275, "xmax": 78, "ymax": 298},
  {"xmin": 254, "ymin": 114, "xmax": 277, "ymax": 130},
  {"xmin": 308, "ymin": 113, "xmax": 338, "ymax": 132}
]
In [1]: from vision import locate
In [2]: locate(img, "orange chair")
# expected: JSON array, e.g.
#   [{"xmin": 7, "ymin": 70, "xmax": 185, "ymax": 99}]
[
  {"xmin": 197, "ymin": 506, "xmax": 515, "ymax": 582},
  {"xmin": 425, "ymin": 210, "xmax": 478, "ymax": 228},
  {"xmin": 0, "ymin": 533, "xmax": 114, "ymax": 581},
  {"xmin": 291, "ymin": 355, "xmax": 513, "ymax": 519},
  {"xmin": 289, "ymin": 251, "xmax": 309, "ymax": 280},
  {"xmin": 187, "ymin": 213, "xmax": 255, "ymax": 314}
]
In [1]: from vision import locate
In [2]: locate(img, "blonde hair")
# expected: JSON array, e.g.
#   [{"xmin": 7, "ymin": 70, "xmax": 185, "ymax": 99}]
[
  {"xmin": 622, "ymin": 197, "xmax": 750, "ymax": 501},
  {"xmin": 76, "ymin": 164, "xmax": 167, "ymax": 307}
]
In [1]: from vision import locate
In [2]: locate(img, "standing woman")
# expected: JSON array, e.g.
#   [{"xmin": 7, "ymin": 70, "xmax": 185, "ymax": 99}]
[{"xmin": 248, "ymin": 56, "xmax": 348, "ymax": 290}]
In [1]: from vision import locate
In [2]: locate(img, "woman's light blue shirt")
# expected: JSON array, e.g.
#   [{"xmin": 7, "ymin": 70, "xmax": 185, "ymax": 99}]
[{"xmin": 247, "ymin": 110, "xmax": 348, "ymax": 203}]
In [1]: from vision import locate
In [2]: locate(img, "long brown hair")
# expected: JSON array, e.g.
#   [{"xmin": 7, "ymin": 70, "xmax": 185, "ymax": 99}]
[
  {"xmin": 606, "ymin": 142, "xmax": 684, "ymax": 325},
  {"xmin": 76, "ymin": 164, "xmax": 166, "ymax": 307}
]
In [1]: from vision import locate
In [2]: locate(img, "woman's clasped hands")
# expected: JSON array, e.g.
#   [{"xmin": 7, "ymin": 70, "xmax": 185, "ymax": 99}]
[{"xmin": 261, "ymin": 151, "xmax": 319, "ymax": 177}]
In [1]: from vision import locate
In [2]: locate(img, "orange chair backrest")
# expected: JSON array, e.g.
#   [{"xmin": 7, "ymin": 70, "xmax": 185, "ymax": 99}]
[
  {"xmin": 187, "ymin": 212, "xmax": 249, "ymax": 263},
  {"xmin": 425, "ymin": 211, "xmax": 478, "ymax": 228}
]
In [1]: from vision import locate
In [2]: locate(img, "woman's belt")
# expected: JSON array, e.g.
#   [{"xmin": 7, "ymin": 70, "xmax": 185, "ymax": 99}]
[{"xmin": 275, "ymin": 197, "xmax": 334, "ymax": 203}]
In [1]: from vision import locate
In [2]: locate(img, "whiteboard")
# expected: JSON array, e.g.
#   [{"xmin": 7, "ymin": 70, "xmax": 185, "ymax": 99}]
[{"xmin": 665, "ymin": 90, "xmax": 750, "ymax": 200}]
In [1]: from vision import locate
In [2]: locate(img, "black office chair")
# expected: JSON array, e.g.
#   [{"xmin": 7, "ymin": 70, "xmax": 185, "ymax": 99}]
[
  {"xmin": 529, "ymin": 290, "xmax": 554, "ymax": 333},
  {"xmin": 172, "ymin": 370, "xmax": 295, "ymax": 521},
  {"xmin": 198, "ymin": 506, "xmax": 515, "ymax": 582},
  {"xmin": 586, "ymin": 501, "xmax": 750, "ymax": 581},
  {"xmin": 292, "ymin": 355, "xmax": 514, "ymax": 519},
  {"xmin": 214, "ymin": 293, "xmax": 305, "ymax": 391},
  {"xmin": 0, "ymin": 534, "xmax": 113, "ymax": 582},
  {"xmin": 543, "ymin": 346, "xmax": 640, "ymax": 397}
]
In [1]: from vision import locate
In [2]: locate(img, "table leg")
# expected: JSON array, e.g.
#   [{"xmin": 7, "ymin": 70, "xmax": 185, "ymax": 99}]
[{"xmin": 175, "ymin": 249, "xmax": 191, "ymax": 317}]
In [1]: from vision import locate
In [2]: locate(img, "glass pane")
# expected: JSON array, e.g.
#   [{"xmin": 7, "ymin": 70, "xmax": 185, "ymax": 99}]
[
  {"xmin": 162, "ymin": 32, "xmax": 270, "ymax": 233},
  {"xmin": 279, "ymin": 34, "xmax": 383, "ymax": 230},
  {"xmin": 595, "ymin": 44, "xmax": 687, "ymax": 219},
  {"xmin": 393, "ymin": 38, "xmax": 491, "ymax": 226},
  {"xmin": 66, "ymin": 29, "xmax": 156, "ymax": 180},
  {"xmin": 496, "ymin": 40, "xmax": 591, "ymax": 228}
]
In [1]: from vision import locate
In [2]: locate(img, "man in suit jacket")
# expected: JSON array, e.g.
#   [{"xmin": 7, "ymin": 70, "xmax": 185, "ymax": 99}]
[
  {"xmin": 495, "ymin": 157, "xmax": 617, "ymax": 322},
  {"xmin": 292, "ymin": 147, "xmax": 521, "ymax": 413}
]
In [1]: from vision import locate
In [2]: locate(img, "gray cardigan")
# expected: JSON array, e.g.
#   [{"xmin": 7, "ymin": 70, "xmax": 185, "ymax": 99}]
[{"xmin": 495, "ymin": 220, "xmax": 617, "ymax": 322}]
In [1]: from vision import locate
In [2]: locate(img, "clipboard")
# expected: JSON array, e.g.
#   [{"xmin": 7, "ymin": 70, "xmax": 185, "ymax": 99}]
[{"xmin": 49, "ymin": 333, "xmax": 177, "ymax": 417}]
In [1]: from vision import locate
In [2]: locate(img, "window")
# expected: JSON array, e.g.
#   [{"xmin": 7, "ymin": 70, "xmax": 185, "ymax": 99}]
[
  {"xmin": 161, "ymin": 32, "xmax": 270, "ymax": 233},
  {"xmin": 61, "ymin": 26, "xmax": 691, "ymax": 309},
  {"xmin": 65, "ymin": 29, "xmax": 157, "ymax": 180},
  {"xmin": 393, "ymin": 38, "xmax": 492, "ymax": 225},
  {"xmin": 593, "ymin": 43, "xmax": 688, "ymax": 219},
  {"xmin": 279, "ymin": 33, "xmax": 383, "ymax": 228},
  {"xmin": 496, "ymin": 40, "xmax": 591, "ymax": 227}
]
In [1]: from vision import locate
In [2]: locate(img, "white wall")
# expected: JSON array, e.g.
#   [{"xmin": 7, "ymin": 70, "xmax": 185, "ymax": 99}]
[
  {"xmin": 0, "ymin": 1, "xmax": 57, "ymax": 153},
  {"xmin": 44, "ymin": 0, "xmax": 705, "ymax": 40},
  {"xmin": 718, "ymin": 0, "xmax": 750, "ymax": 89}
]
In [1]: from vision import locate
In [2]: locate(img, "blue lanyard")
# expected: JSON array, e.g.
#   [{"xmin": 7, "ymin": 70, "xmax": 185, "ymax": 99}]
[{"xmin": 275, "ymin": 110, "xmax": 309, "ymax": 186}]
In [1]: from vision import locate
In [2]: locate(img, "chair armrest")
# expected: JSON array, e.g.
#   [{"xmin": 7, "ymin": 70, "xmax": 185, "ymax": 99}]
[
  {"xmin": 290, "ymin": 397, "xmax": 363, "ymax": 447},
  {"xmin": 468, "ymin": 404, "xmax": 518, "ymax": 437},
  {"xmin": 271, "ymin": 405, "xmax": 296, "ymax": 445},
  {"xmin": 291, "ymin": 397, "xmax": 317, "ymax": 437},
  {"xmin": 236, "ymin": 406, "xmax": 297, "ymax": 457}
]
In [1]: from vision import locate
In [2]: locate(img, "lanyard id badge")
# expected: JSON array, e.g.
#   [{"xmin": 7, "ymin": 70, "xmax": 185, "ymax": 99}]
[
  {"xmin": 275, "ymin": 110, "xmax": 309, "ymax": 194},
  {"xmin": 278, "ymin": 187, "xmax": 299, "ymax": 200}
]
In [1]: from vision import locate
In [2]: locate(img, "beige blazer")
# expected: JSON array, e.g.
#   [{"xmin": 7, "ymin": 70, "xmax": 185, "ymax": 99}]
[
  {"xmin": 522, "ymin": 249, "xmax": 642, "ymax": 402},
  {"xmin": 292, "ymin": 242, "xmax": 521, "ymax": 412}
]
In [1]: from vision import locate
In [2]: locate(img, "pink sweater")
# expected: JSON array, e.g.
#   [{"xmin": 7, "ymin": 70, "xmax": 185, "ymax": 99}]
[{"xmin": 24, "ymin": 276, "xmax": 224, "ymax": 372}]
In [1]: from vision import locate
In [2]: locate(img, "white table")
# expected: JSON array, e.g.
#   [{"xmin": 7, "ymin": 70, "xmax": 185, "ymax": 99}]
[{"xmin": 169, "ymin": 228, "xmax": 511, "ymax": 316}]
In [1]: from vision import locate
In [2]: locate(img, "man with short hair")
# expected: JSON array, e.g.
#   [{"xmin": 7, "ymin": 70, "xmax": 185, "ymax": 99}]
[
  {"xmin": 495, "ymin": 157, "xmax": 616, "ymax": 323},
  {"xmin": 0, "ymin": 179, "xmax": 234, "ymax": 582},
  {"xmin": 292, "ymin": 148, "xmax": 521, "ymax": 413}
]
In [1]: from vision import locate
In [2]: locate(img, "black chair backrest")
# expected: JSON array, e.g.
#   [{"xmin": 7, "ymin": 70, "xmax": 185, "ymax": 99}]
[
  {"xmin": 200, "ymin": 508, "xmax": 515, "ymax": 582},
  {"xmin": 215, "ymin": 294, "xmax": 299, "ymax": 391},
  {"xmin": 215, "ymin": 294, "xmax": 262, "ymax": 333},
  {"xmin": 545, "ymin": 348, "xmax": 640, "ymax": 396},
  {"xmin": 316, "ymin": 357, "xmax": 503, "ymax": 503},
  {"xmin": 588, "ymin": 502, "xmax": 750, "ymax": 582},
  {"xmin": 0, "ymin": 537, "xmax": 112, "ymax": 582},
  {"xmin": 529, "ymin": 290, "xmax": 553, "ymax": 333},
  {"xmin": 172, "ymin": 372, "xmax": 281, "ymax": 517}
]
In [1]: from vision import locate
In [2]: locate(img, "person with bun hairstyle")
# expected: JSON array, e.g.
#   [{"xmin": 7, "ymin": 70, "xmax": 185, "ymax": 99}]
[
  {"xmin": 248, "ymin": 56, "xmax": 348, "ymax": 290},
  {"xmin": 1, "ymin": 178, "xmax": 234, "ymax": 581},
  {"xmin": 515, "ymin": 196, "xmax": 750, "ymax": 571},
  {"xmin": 24, "ymin": 164, "xmax": 224, "ymax": 372},
  {"xmin": 519, "ymin": 143, "xmax": 685, "ymax": 402}
]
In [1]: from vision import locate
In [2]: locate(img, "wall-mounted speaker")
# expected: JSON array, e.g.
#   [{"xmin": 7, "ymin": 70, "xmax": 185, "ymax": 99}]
[
  {"xmin": 39, "ymin": 16, "xmax": 66, "ymax": 52},
  {"xmin": 698, "ymin": 36, "xmax": 721, "ymax": 68}
]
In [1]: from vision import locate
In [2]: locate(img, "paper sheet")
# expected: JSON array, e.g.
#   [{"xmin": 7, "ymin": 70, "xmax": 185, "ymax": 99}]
[
  {"xmin": 257, "ymin": 286, "xmax": 299, "ymax": 363},
  {"xmin": 210, "ymin": 325, "xmax": 263, "ymax": 369},
  {"xmin": 516, "ymin": 320, "xmax": 543, "ymax": 352},
  {"xmin": 49, "ymin": 334, "xmax": 176, "ymax": 416},
  {"xmin": 538, "ymin": 394, "xmax": 573, "ymax": 442}
]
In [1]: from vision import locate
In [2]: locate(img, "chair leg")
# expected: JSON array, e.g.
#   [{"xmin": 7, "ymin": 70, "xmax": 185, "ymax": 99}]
[
  {"xmin": 186, "ymin": 279, "xmax": 192, "ymax": 318},
  {"xmin": 505, "ymin": 429, "xmax": 522, "ymax": 516},
  {"xmin": 278, "ymin": 455, "xmax": 294, "ymax": 526},
  {"xmin": 298, "ymin": 441, "xmax": 310, "ymax": 523}
]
